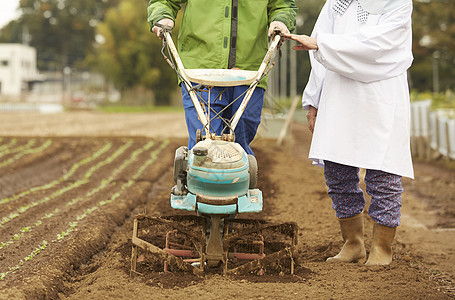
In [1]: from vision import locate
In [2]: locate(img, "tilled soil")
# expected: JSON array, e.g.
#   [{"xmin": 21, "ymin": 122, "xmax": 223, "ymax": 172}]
[{"xmin": 0, "ymin": 112, "xmax": 454, "ymax": 299}]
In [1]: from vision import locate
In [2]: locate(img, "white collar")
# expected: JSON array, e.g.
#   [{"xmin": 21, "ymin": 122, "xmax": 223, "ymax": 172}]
[{"xmin": 332, "ymin": 0, "xmax": 369, "ymax": 23}]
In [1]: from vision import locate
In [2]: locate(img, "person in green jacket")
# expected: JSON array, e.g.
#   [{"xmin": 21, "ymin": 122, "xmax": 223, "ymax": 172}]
[{"xmin": 148, "ymin": 0, "xmax": 297, "ymax": 155}]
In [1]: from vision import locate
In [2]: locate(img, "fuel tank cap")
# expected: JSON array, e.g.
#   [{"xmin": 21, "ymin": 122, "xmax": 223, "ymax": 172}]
[{"xmin": 193, "ymin": 146, "xmax": 208, "ymax": 156}]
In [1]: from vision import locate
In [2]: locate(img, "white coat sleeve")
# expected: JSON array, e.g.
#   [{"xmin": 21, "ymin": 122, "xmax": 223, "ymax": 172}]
[
  {"xmin": 314, "ymin": 3, "xmax": 413, "ymax": 83},
  {"xmin": 301, "ymin": 1, "xmax": 333, "ymax": 111}
]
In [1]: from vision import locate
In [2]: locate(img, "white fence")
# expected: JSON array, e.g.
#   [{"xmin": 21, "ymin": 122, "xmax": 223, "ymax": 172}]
[{"xmin": 411, "ymin": 100, "xmax": 455, "ymax": 160}]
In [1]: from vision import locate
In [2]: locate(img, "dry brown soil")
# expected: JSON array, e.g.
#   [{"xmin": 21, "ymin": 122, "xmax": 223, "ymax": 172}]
[{"xmin": 0, "ymin": 111, "xmax": 454, "ymax": 299}]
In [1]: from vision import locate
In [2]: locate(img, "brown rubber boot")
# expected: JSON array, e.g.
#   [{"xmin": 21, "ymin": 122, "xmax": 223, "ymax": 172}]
[
  {"xmin": 365, "ymin": 223, "xmax": 396, "ymax": 266},
  {"xmin": 327, "ymin": 213, "xmax": 366, "ymax": 263}
]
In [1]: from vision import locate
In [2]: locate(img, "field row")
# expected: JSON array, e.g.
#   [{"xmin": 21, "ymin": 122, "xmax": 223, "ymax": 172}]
[{"xmin": 0, "ymin": 137, "xmax": 171, "ymax": 282}]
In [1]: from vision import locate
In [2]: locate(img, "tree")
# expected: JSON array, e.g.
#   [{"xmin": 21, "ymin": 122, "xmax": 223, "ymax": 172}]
[
  {"xmin": 411, "ymin": 0, "xmax": 455, "ymax": 92},
  {"xmin": 294, "ymin": 0, "xmax": 326, "ymax": 94},
  {"xmin": 10, "ymin": 0, "xmax": 119, "ymax": 70},
  {"xmin": 0, "ymin": 20, "xmax": 22, "ymax": 44},
  {"xmin": 91, "ymin": 0, "xmax": 178, "ymax": 105}
]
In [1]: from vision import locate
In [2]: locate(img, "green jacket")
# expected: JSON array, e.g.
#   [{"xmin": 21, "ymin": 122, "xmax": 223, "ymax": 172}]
[{"xmin": 147, "ymin": 0, "xmax": 297, "ymax": 89}]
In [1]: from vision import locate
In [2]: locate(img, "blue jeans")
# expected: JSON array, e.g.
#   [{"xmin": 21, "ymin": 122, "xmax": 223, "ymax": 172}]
[{"xmin": 181, "ymin": 84, "xmax": 264, "ymax": 155}]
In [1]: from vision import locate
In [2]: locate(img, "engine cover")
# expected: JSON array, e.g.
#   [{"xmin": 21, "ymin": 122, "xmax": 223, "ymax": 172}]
[{"xmin": 187, "ymin": 139, "xmax": 249, "ymax": 198}]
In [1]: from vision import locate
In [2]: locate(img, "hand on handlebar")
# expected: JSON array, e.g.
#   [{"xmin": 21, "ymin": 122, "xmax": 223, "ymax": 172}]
[
  {"xmin": 152, "ymin": 18, "xmax": 174, "ymax": 39},
  {"xmin": 268, "ymin": 21, "xmax": 289, "ymax": 37}
]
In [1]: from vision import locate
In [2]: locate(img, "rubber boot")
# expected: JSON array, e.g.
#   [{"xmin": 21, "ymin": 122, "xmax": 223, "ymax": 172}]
[
  {"xmin": 327, "ymin": 213, "xmax": 366, "ymax": 263},
  {"xmin": 365, "ymin": 223, "xmax": 396, "ymax": 266}
]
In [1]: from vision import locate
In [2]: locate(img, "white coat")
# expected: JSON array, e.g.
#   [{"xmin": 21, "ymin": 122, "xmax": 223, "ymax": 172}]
[{"xmin": 302, "ymin": 0, "xmax": 414, "ymax": 178}]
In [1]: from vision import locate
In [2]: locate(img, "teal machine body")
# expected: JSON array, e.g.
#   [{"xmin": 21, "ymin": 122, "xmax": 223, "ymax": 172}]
[{"xmin": 171, "ymin": 139, "xmax": 262, "ymax": 215}]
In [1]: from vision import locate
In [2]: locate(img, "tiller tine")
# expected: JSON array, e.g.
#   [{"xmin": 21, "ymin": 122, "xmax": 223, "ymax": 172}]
[
  {"xmin": 130, "ymin": 214, "xmax": 299, "ymax": 276},
  {"xmin": 222, "ymin": 219, "xmax": 298, "ymax": 276},
  {"xmin": 130, "ymin": 214, "xmax": 206, "ymax": 276}
]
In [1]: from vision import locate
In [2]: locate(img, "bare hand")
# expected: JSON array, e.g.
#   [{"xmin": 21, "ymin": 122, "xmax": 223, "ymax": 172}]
[
  {"xmin": 152, "ymin": 18, "xmax": 174, "ymax": 39},
  {"xmin": 307, "ymin": 106, "xmax": 318, "ymax": 133},
  {"xmin": 283, "ymin": 33, "xmax": 318, "ymax": 50},
  {"xmin": 268, "ymin": 21, "xmax": 289, "ymax": 37}
]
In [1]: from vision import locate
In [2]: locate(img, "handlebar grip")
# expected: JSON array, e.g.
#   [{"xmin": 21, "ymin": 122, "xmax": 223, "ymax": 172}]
[
  {"xmin": 154, "ymin": 23, "xmax": 173, "ymax": 39},
  {"xmin": 273, "ymin": 27, "xmax": 282, "ymax": 35},
  {"xmin": 154, "ymin": 23, "xmax": 173, "ymax": 32}
]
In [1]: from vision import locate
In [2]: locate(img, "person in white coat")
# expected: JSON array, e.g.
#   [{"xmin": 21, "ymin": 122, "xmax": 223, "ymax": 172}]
[{"xmin": 284, "ymin": 0, "xmax": 413, "ymax": 265}]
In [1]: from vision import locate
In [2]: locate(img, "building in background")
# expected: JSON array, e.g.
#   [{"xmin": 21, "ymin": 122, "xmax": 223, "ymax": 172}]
[{"xmin": 0, "ymin": 43, "xmax": 44, "ymax": 100}]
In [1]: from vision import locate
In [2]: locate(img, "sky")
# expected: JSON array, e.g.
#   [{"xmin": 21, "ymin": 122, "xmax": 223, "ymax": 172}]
[{"xmin": 0, "ymin": 0, "xmax": 20, "ymax": 29}]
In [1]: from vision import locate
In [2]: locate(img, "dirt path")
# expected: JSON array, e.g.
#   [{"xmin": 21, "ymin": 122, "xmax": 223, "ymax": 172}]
[
  {"xmin": 0, "ymin": 112, "xmax": 454, "ymax": 299},
  {"xmin": 0, "ymin": 111, "xmax": 188, "ymax": 138}
]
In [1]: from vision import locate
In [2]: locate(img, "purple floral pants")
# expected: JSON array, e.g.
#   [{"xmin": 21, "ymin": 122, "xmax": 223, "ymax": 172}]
[{"xmin": 323, "ymin": 160, "xmax": 403, "ymax": 227}]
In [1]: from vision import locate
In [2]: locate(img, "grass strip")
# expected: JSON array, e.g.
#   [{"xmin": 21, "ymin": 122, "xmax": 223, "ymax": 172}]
[
  {"xmin": 0, "ymin": 138, "xmax": 17, "ymax": 152},
  {"xmin": 0, "ymin": 139, "xmax": 36, "ymax": 159},
  {"xmin": 0, "ymin": 141, "xmax": 113, "ymax": 206},
  {"xmin": 0, "ymin": 139, "xmax": 53, "ymax": 169}
]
